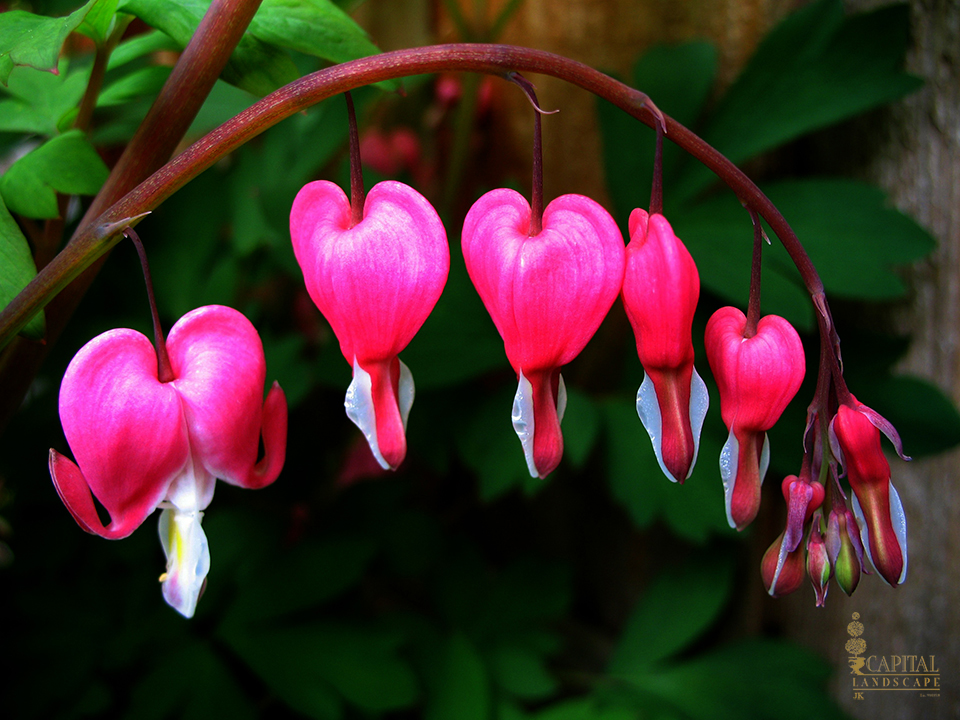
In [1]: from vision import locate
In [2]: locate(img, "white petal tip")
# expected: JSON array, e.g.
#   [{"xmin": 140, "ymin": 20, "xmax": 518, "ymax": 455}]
[
  {"xmin": 345, "ymin": 360, "xmax": 391, "ymax": 470},
  {"xmin": 158, "ymin": 508, "xmax": 210, "ymax": 619},
  {"xmin": 512, "ymin": 371, "xmax": 540, "ymax": 478}
]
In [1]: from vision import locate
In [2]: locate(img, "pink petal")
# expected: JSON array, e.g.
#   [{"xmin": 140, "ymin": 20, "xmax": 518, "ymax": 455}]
[
  {"xmin": 622, "ymin": 210, "xmax": 699, "ymax": 369},
  {"xmin": 290, "ymin": 180, "xmax": 449, "ymax": 365},
  {"xmin": 462, "ymin": 189, "xmax": 625, "ymax": 372},
  {"xmin": 166, "ymin": 305, "xmax": 286, "ymax": 489},
  {"xmin": 53, "ymin": 329, "xmax": 188, "ymax": 538}
]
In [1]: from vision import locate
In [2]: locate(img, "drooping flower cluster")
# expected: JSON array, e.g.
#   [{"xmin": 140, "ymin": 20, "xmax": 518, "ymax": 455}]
[{"xmin": 49, "ymin": 87, "xmax": 911, "ymax": 618}]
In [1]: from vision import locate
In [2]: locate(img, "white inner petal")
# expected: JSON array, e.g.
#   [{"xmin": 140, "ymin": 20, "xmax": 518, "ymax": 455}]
[
  {"xmin": 398, "ymin": 359, "xmax": 415, "ymax": 430},
  {"xmin": 159, "ymin": 507, "xmax": 210, "ymax": 619},
  {"xmin": 689, "ymin": 367, "xmax": 709, "ymax": 473},
  {"xmin": 888, "ymin": 481, "xmax": 908, "ymax": 584},
  {"xmin": 719, "ymin": 427, "xmax": 738, "ymax": 529},
  {"xmin": 635, "ymin": 372, "xmax": 672, "ymax": 482},
  {"xmin": 512, "ymin": 371, "xmax": 539, "ymax": 479},
  {"xmin": 344, "ymin": 359, "xmax": 389, "ymax": 470}
]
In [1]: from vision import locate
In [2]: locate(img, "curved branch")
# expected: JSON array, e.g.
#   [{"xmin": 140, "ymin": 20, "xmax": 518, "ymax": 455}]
[{"xmin": 0, "ymin": 43, "xmax": 827, "ymax": 349}]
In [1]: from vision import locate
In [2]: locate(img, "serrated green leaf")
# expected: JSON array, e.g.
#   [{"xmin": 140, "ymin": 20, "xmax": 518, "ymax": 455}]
[
  {"xmin": 0, "ymin": 130, "xmax": 109, "ymax": 218},
  {"xmin": 118, "ymin": 0, "xmax": 299, "ymax": 95},
  {"xmin": 76, "ymin": 0, "xmax": 119, "ymax": 47},
  {"xmin": 678, "ymin": 0, "xmax": 922, "ymax": 202},
  {"xmin": 609, "ymin": 556, "xmax": 733, "ymax": 674},
  {"xmin": 0, "ymin": 197, "xmax": 44, "ymax": 339},
  {"xmin": 761, "ymin": 179, "xmax": 936, "ymax": 300},
  {"xmin": 0, "ymin": 2, "xmax": 95, "ymax": 82},
  {"xmin": 251, "ymin": 0, "xmax": 381, "ymax": 64}
]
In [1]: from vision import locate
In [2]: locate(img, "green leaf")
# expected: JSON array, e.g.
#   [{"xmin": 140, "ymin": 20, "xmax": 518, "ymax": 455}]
[
  {"xmin": 0, "ymin": 197, "xmax": 44, "ymax": 339},
  {"xmin": 424, "ymin": 633, "xmax": 490, "ymax": 720},
  {"xmin": 76, "ymin": 0, "xmax": 120, "ymax": 47},
  {"xmin": 0, "ymin": 1, "xmax": 95, "ymax": 82},
  {"xmin": 0, "ymin": 130, "xmax": 110, "ymax": 219},
  {"xmin": 118, "ymin": 0, "xmax": 299, "ymax": 95},
  {"xmin": 530, "ymin": 698, "xmax": 636, "ymax": 720},
  {"xmin": 0, "ymin": 61, "xmax": 89, "ymax": 135},
  {"xmin": 609, "ymin": 556, "xmax": 733, "ymax": 674},
  {"xmin": 225, "ymin": 622, "xmax": 418, "ymax": 718},
  {"xmin": 761, "ymin": 179, "xmax": 936, "ymax": 300},
  {"xmin": 489, "ymin": 644, "xmax": 557, "ymax": 700},
  {"xmin": 624, "ymin": 639, "xmax": 845, "ymax": 720},
  {"xmin": 125, "ymin": 642, "xmax": 256, "ymax": 720},
  {"xmin": 107, "ymin": 29, "xmax": 179, "ymax": 69},
  {"xmin": 251, "ymin": 0, "xmax": 381, "ymax": 64},
  {"xmin": 96, "ymin": 65, "xmax": 171, "ymax": 106},
  {"xmin": 678, "ymin": 0, "xmax": 922, "ymax": 201}
]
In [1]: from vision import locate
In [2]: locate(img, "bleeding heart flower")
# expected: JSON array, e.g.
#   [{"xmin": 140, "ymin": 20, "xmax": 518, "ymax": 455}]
[
  {"xmin": 705, "ymin": 307, "xmax": 805, "ymax": 530},
  {"xmin": 830, "ymin": 397, "xmax": 908, "ymax": 586},
  {"xmin": 291, "ymin": 179, "xmax": 449, "ymax": 470},
  {"xmin": 462, "ymin": 188, "xmax": 624, "ymax": 478},
  {"xmin": 621, "ymin": 209, "xmax": 708, "ymax": 483},
  {"xmin": 49, "ymin": 305, "xmax": 287, "ymax": 618}
]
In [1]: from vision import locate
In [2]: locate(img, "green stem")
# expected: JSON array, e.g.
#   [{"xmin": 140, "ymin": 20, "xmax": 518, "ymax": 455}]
[{"xmin": 0, "ymin": 43, "xmax": 829, "ymax": 352}]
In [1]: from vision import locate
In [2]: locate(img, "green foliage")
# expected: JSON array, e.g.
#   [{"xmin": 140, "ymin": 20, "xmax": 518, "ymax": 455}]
[
  {"xmin": 0, "ymin": 0, "xmax": 96, "ymax": 82},
  {"xmin": 0, "ymin": 197, "xmax": 44, "ymax": 338},
  {"xmin": 0, "ymin": 130, "xmax": 109, "ymax": 218},
  {"xmin": 118, "ymin": 0, "xmax": 383, "ymax": 95}
]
